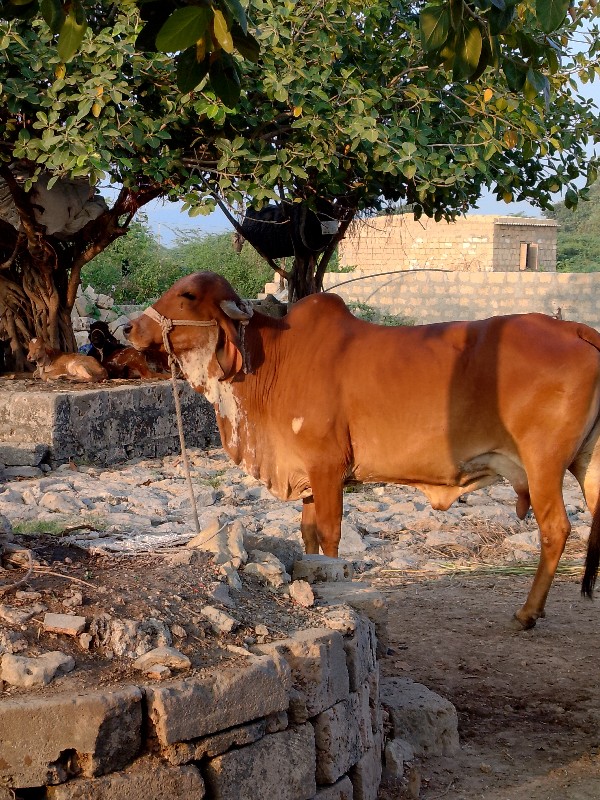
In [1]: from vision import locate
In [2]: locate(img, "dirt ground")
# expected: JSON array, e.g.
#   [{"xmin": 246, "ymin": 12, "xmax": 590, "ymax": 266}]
[
  {"xmin": 375, "ymin": 570, "xmax": 600, "ymax": 800},
  {"xmin": 1, "ymin": 421, "xmax": 600, "ymax": 798},
  {"xmin": 0, "ymin": 539, "xmax": 323, "ymax": 700}
]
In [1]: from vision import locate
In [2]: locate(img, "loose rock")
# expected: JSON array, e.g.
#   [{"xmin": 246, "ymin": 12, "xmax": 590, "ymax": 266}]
[
  {"xmin": 1, "ymin": 651, "xmax": 75, "ymax": 687},
  {"xmin": 43, "ymin": 612, "xmax": 87, "ymax": 636}
]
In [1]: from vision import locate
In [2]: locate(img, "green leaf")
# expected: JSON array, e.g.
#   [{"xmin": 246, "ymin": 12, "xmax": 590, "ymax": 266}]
[
  {"xmin": 453, "ymin": 21, "xmax": 482, "ymax": 81},
  {"xmin": 489, "ymin": 4, "xmax": 515, "ymax": 35},
  {"xmin": 420, "ymin": 5, "xmax": 451, "ymax": 52},
  {"xmin": 536, "ymin": 0, "xmax": 570, "ymax": 33},
  {"xmin": 222, "ymin": 0, "xmax": 247, "ymax": 35},
  {"xmin": 503, "ymin": 60, "xmax": 527, "ymax": 91},
  {"xmin": 155, "ymin": 7, "xmax": 212, "ymax": 54},
  {"xmin": 175, "ymin": 46, "xmax": 210, "ymax": 94},
  {"xmin": 57, "ymin": 3, "xmax": 87, "ymax": 63},
  {"xmin": 449, "ymin": 0, "xmax": 463, "ymax": 31},
  {"xmin": 209, "ymin": 53, "xmax": 241, "ymax": 107},
  {"xmin": 135, "ymin": 7, "xmax": 173, "ymax": 52},
  {"xmin": 232, "ymin": 25, "xmax": 260, "ymax": 62},
  {"xmin": 40, "ymin": 0, "xmax": 65, "ymax": 34},
  {"xmin": 564, "ymin": 188, "xmax": 578, "ymax": 209}
]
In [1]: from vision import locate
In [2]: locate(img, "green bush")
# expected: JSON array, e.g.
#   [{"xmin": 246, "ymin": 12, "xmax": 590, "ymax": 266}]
[
  {"xmin": 348, "ymin": 301, "xmax": 414, "ymax": 326},
  {"xmin": 81, "ymin": 218, "xmax": 181, "ymax": 304},
  {"xmin": 81, "ymin": 222, "xmax": 275, "ymax": 304},
  {"xmin": 172, "ymin": 232, "xmax": 273, "ymax": 298}
]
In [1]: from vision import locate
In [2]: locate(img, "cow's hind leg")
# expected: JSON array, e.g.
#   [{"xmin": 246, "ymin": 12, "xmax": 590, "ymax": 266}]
[{"xmin": 514, "ymin": 471, "xmax": 571, "ymax": 630}]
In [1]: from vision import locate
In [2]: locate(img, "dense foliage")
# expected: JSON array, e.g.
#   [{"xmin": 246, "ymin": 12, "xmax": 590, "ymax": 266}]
[
  {"xmin": 548, "ymin": 183, "xmax": 600, "ymax": 272},
  {"xmin": 81, "ymin": 222, "xmax": 273, "ymax": 302},
  {"xmin": 1, "ymin": 0, "xmax": 600, "ymax": 367},
  {"xmin": 0, "ymin": 0, "xmax": 257, "ymax": 99}
]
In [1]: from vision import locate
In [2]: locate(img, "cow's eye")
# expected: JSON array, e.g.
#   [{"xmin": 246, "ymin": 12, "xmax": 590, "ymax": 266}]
[{"xmin": 180, "ymin": 291, "xmax": 196, "ymax": 301}]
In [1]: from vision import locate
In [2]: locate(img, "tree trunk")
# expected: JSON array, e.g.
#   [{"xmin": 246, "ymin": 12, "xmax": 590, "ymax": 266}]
[
  {"xmin": 0, "ymin": 248, "xmax": 75, "ymax": 372},
  {"xmin": 287, "ymin": 215, "xmax": 355, "ymax": 303}
]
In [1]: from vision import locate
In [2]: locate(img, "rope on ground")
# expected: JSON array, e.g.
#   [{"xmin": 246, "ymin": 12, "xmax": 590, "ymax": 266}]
[{"xmin": 170, "ymin": 361, "xmax": 202, "ymax": 537}]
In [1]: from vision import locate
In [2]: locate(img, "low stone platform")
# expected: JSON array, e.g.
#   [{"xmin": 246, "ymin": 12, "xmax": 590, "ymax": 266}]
[{"xmin": 0, "ymin": 380, "xmax": 219, "ymax": 467}]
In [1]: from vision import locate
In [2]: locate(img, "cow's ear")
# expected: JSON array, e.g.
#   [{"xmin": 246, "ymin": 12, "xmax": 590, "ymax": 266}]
[
  {"xmin": 215, "ymin": 300, "xmax": 253, "ymax": 381},
  {"xmin": 216, "ymin": 321, "xmax": 243, "ymax": 381}
]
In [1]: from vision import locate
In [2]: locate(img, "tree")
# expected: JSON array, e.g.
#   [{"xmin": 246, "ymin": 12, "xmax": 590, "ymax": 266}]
[
  {"xmin": 0, "ymin": 2, "xmax": 251, "ymax": 369},
  {"xmin": 173, "ymin": 231, "xmax": 273, "ymax": 298},
  {"xmin": 547, "ymin": 182, "xmax": 600, "ymax": 272},
  {"xmin": 0, "ymin": 0, "xmax": 258, "ymax": 100},
  {"xmin": 82, "ymin": 225, "xmax": 272, "ymax": 302},
  {"xmin": 1, "ymin": 0, "xmax": 600, "ymax": 370},
  {"xmin": 80, "ymin": 217, "xmax": 182, "ymax": 303},
  {"xmin": 178, "ymin": 0, "xmax": 600, "ymax": 299}
]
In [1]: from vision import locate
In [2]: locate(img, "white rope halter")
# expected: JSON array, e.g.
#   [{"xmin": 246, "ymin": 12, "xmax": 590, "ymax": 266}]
[
  {"xmin": 143, "ymin": 305, "xmax": 217, "ymax": 369},
  {"xmin": 142, "ymin": 304, "xmax": 218, "ymax": 539}
]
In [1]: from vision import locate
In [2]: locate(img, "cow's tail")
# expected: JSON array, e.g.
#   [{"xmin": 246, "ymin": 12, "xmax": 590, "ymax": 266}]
[{"xmin": 582, "ymin": 501, "xmax": 600, "ymax": 598}]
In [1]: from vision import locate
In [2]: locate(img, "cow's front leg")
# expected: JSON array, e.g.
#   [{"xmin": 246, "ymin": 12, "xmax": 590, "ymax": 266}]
[
  {"xmin": 301, "ymin": 497, "xmax": 319, "ymax": 554},
  {"xmin": 306, "ymin": 469, "xmax": 344, "ymax": 557}
]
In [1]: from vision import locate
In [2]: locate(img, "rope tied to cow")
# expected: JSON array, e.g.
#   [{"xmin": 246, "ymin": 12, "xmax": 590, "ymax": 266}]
[{"xmin": 143, "ymin": 305, "xmax": 218, "ymax": 538}]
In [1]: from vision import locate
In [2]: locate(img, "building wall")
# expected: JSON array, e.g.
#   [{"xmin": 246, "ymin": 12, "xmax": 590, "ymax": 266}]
[
  {"xmin": 492, "ymin": 219, "xmax": 557, "ymax": 272},
  {"xmin": 323, "ymin": 270, "xmax": 600, "ymax": 329},
  {"xmin": 338, "ymin": 214, "xmax": 558, "ymax": 273}
]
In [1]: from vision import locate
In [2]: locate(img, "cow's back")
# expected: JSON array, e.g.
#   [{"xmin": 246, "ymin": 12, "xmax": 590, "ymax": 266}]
[{"xmin": 267, "ymin": 304, "xmax": 600, "ymax": 489}]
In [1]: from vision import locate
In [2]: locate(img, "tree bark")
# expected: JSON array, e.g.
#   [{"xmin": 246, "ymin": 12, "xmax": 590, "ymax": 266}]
[{"xmin": 0, "ymin": 183, "xmax": 162, "ymax": 373}]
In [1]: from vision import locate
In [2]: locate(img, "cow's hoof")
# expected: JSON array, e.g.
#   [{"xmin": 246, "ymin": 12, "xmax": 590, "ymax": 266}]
[{"xmin": 510, "ymin": 612, "xmax": 537, "ymax": 631}]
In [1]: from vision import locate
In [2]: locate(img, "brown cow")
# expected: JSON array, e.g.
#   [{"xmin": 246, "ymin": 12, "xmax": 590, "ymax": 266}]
[
  {"xmin": 87, "ymin": 321, "xmax": 168, "ymax": 380},
  {"xmin": 126, "ymin": 271, "xmax": 600, "ymax": 630},
  {"xmin": 27, "ymin": 338, "xmax": 108, "ymax": 383}
]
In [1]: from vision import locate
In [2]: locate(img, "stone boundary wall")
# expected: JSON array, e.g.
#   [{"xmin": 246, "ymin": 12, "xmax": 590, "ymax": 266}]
[
  {"xmin": 0, "ymin": 619, "xmax": 383, "ymax": 800},
  {"xmin": 323, "ymin": 270, "xmax": 600, "ymax": 329},
  {"xmin": 0, "ymin": 383, "xmax": 219, "ymax": 467}
]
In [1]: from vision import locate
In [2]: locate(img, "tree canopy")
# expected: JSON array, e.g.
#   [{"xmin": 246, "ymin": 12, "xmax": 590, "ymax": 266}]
[
  {"xmin": 177, "ymin": 0, "xmax": 600, "ymax": 295},
  {"xmin": 0, "ymin": 0, "xmax": 600, "ymax": 366},
  {"xmin": 0, "ymin": 0, "xmax": 258, "ymax": 100}
]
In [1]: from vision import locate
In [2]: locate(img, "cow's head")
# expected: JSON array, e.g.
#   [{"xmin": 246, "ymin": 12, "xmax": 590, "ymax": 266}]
[{"xmin": 125, "ymin": 272, "xmax": 253, "ymax": 394}]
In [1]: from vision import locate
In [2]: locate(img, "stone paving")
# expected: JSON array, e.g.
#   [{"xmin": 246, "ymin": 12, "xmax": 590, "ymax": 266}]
[{"xmin": 0, "ymin": 447, "xmax": 592, "ymax": 571}]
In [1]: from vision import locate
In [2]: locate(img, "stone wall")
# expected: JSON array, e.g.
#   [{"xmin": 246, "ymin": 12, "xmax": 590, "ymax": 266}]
[
  {"xmin": 0, "ymin": 619, "xmax": 384, "ymax": 800},
  {"xmin": 338, "ymin": 214, "xmax": 558, "ymax": 273},
  {"xmin": 323, "ymin": 270, "xmax": 600, "ymax": 329},
  {"xmin": 0, "ymin": 383, "xmax": 219, "ymax": 466}
]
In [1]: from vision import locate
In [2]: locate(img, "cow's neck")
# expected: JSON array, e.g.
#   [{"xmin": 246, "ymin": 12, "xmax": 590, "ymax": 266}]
[{"xmin": 176, "ymin": 332, "xmax": 247, "ymax": 458}]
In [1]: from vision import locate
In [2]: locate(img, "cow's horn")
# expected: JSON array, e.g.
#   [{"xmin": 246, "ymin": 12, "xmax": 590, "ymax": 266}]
[{"xmin": 220, "ymin": 300, "xmax": 253, "ymax": 321}]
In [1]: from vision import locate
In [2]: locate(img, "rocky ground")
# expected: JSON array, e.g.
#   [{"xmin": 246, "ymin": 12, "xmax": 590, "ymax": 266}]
[{"xmin": 0, "ymin": 446, "xmax": 598, "ymax": 798}]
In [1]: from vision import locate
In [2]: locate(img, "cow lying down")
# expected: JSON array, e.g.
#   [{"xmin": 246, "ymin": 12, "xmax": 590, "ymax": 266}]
[
  {"xmin": 27, "ymin": 338, "xmax": 107, "ymax": 383},
  {"xmin": 126, "ymin": 271, "xmax": 600, "ymax": 630}
]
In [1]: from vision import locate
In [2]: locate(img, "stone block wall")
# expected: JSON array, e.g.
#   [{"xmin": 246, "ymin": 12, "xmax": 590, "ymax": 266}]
[
  {"xmin": 0, "ymin": 383, "xmax": 219, "ymax": 466},
  {"xmin": 0, "ymin": 621, "xmax": 384, "ymax": 800},
  {"xmin": 338, "ymin": 214, "xmax": 557, "ymax": 273},
  {"xmin": 323, "ymin": 270, "xmax": 600, "ymax": 329}
]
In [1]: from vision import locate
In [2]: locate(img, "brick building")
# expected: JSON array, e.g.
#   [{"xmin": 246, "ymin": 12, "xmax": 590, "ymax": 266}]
[{"xmin": 338, "ymin": 214, "xmax": 558, "ymax": 273}]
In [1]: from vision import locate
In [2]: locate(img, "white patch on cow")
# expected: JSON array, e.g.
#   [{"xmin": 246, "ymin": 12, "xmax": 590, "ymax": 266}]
[
  {"xmin": 178, "ymin": 335, "xmax": 241, "ymax": 447},
  {"xmin": 291, "ymin": 417, "xmax": 304, "ymax": 434},
  {"xmin": 178, "ymin": 343, "xmax": 215, "ymax": 396}
]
